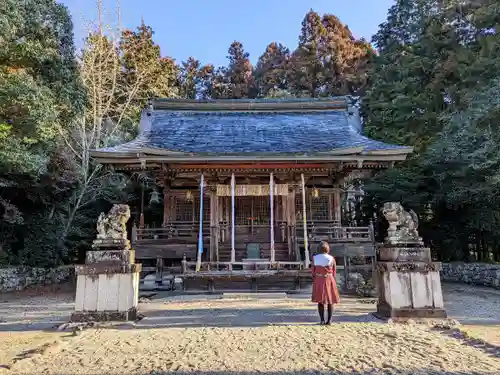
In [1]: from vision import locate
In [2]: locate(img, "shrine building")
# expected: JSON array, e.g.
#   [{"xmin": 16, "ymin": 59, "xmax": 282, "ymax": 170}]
[{"xmin": 90, "ymin": 97, "xmax": 412, "ymax": 291}]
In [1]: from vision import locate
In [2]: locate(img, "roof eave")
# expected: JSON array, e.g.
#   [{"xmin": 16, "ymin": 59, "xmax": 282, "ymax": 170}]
[
  {"xmin": 92, "ymin": 152, "xmax": 411, "ymax": 165},
  {"xmin": 363, "ymin": 146, "xmax": 414, "ymax": 155}
]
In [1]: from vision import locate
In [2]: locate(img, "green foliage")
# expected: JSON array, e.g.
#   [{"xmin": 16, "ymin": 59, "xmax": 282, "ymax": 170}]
[
  {"xmin": 254, "ymin": 42, "xmax": 290, "ymax": 97},
  {"xmin": 179, "ymin": 57, "xmax": 201, "ymax": 99},
  {"xmin": 363, "ymin": 0, "xmax": 500, "ymax": 262},
  {"xmin": 0, "ymin": 0, "xmax": 86, "ymax": 266}
]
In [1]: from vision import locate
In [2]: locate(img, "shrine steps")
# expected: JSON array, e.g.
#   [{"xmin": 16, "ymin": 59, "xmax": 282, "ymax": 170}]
[
  {"xmin": 217, "ymin": 242, "xmax": 290, "ymax": 262},
  {"xmin": 181, "ymin": 270, "xmax": 313, "ymax": 293}
]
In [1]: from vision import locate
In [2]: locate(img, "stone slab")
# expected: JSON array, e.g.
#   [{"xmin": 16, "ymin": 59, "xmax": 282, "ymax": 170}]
[
  {"xmin": 75, "ymin": 263, "xmax": 141, "ymax": 276},
  {"xmin": 92, "ymin": 238, "xmax": 131, "ymax": 250},
  {"xmin": 86, "ymin": 250, "xmax": 135, "ymax": 265},
  {"xmin": 375, "ymin": 303, "xmax": 447, "ymax": 319},
  {"xmin": 71, "ymin": 307, "xmax": 138, "ymax": 322},
  {"xmin": 384, "ymin": 234, "xmax": 424, "ymax": 247},
  {"xmin": 376, "ymin": 261, "xmax": 442, "ymax": 273},
  {"xmin": 378, "ymin": 246, "xmax": 431, "ymax": 262},
  {"xmin": 222, "ymin": 292, "xmax": 288, "ymax": 299}
]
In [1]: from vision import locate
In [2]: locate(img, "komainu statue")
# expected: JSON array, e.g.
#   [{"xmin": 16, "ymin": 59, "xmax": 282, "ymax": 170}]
[
  {"xmin": 381, "ymin": 202, "xmax": 419, "ymax": 240},
  {"xmin": 96, "ymin": 204, "xmax": 131, "ymax": 240}
]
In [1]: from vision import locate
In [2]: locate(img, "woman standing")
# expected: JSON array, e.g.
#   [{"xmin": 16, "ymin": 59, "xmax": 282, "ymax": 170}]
[{"xmin": 311, "ymin": 241, "xmax": 340, "ymax": 325}]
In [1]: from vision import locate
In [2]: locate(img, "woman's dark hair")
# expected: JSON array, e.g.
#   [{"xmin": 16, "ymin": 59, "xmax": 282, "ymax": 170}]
[{"xmin": 319, "ymin": 241, "xmax": 330, "ymax": 253}]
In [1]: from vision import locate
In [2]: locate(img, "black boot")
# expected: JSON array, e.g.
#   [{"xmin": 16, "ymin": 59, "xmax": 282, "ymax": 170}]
[
  {"xmin": 325, "ymin": 304, "xmax": 333, "ymax": 325},
  {"xmin": 318, "ymin": 303, "xmax": 325, "ymax": 324}
]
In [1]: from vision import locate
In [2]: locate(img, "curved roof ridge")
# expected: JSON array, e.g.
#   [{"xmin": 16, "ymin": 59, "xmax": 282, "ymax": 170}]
[{"xmin": 150, "ymin": 96, "xmax": 350, "ymax": 112}]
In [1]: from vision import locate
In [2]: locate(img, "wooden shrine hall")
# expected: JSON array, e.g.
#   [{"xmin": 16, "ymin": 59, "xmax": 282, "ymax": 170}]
[{"xmin": 90, "ymin": 97, "xmax": 412, "ymax": 291}]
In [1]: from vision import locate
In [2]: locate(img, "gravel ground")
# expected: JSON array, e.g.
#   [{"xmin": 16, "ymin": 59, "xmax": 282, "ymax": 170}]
[{"xmin": 1, "ymin": 283, "xmax": 499, "ymax": 375}]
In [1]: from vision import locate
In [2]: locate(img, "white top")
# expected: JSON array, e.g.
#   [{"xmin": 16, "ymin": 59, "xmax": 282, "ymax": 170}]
[{"xmin": 313, "ymin": 253, "xmax": 334, "ymax": 267}]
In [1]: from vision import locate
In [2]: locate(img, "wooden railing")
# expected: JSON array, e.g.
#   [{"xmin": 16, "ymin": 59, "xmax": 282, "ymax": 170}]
[
  {"xmin": 296, "ymin": 220, "xmax": 374, "ymax": 242},
  {"xmin": 218, "ymin": 221, "xmax": 288, "ymax": 242},
  {"xmin": 132, "ymin": 220, "xmax": 374, "ymax": 244},
  {"xmin": 181, "ymin": 260, "xmax": 304, "ymax": 273},
  {"xmin": 133, "ymin": 221, "xmax": 210, "ymax": 241}
]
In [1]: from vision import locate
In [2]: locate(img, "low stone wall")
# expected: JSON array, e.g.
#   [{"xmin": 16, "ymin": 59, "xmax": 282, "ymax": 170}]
[
  {"xmin": 441, "ymin": 263, "xmax": 500, "ymax": 289},
  {"xmin": 0, "ymin": 265, "xmax": 74, "ymax": 293}
]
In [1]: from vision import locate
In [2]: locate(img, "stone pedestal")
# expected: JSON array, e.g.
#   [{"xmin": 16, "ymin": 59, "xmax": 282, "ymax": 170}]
[
  {"xmin": 71, "ymin": 239, "xmax": 141, "ymax": 322},
  {"xmin": 375, "ymin": 240, "xmax": 447, "ymax": 319}
]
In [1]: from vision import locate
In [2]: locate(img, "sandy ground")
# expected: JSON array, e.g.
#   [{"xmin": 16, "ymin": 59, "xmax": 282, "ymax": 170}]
[{"xmin": 1, "ymin": 283, "xmax": 499, "ymax": 375}]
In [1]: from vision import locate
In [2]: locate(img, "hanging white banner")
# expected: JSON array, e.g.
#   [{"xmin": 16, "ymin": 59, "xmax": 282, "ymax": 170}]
[{"xmin": 216, "ymin": 184, "xmax": 288, "ymax": 196}]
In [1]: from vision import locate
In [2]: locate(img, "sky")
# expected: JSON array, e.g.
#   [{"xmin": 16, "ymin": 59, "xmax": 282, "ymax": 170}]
[{"xmin": 60, "ymin": 0, "xmax": 394, "ymax": 67}]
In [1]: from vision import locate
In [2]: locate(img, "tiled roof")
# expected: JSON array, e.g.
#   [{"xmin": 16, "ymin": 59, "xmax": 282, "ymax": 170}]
[{"xmin": 94, "ymin": 97, "xmax": 410, "ymax": 156}]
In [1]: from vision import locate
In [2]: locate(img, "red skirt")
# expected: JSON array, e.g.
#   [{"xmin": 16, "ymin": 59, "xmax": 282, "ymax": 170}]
[{"xmin": 311, "ymin": 266, "xmax": 340, "ymax": 304}]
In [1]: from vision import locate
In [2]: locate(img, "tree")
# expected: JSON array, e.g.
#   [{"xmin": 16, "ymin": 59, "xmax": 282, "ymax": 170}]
[
  {"xmin": 288, "ymin": 10, "xmax": 326, "ymax": 97},
  {"xmin": 254, "ymin": 42, "xmax": 290, "ymax": 97},
  {"xmin": 179, "ymin": 57, "xmax": 201, "ymax": 99},
  {"xmin": 362, "ymin": 0, "xmax": 500, "ymax": 262},
  {"xmin": 55, "ymin": 1, "xmax": 167, "ymax": 257},
  {"xmin": 320, "ymin": 14, "xmax": 374, "ymax": 96},
  {"xmin": 424, "ymin": 78, "xmax": 500, "ymax": 261},
  {"xmin": 362, "ymin": 0, "xmax": 465, "ymax": 154},
  {"xmin": 119, "ymin": 21, "xmax": 179, "ymax": 122},
  {"xmin": 226, "ymin": 41, "xmax": 254, "ymax": 98},
  {"xmin": 0, "ymin": 0, "xmax": 84, "ymax": 266}
]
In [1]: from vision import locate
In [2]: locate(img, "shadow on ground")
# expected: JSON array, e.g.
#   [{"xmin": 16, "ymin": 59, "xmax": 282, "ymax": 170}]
[
  {"xmin": 20, "ymin": 371, "xmax": 496, "ymax": 375},
  {"xmin": 1, "ymin": 282, "xmax": 499, "ymax": 333},
  {"xmin": 135, "ymin": 308, "xmax": 378, "ymax": 329},
  {"xmin": 431, "ymin": 326, "xmax": 500, "ymax": 359}
]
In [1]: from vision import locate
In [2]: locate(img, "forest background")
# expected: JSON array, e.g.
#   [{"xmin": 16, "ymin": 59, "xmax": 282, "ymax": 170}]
[{"xmin": 1, "ymin": 0, "xmax": 500, "ymax": 267}]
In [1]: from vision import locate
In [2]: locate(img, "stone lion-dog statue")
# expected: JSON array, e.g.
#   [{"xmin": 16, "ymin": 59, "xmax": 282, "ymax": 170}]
[
  {"xmin": 381, "ymin": 202, "xmax": 419, "ymax": 239},
  {"xmin": 96, "ymin": 204, "xmax": 131, "ymax": 240}
]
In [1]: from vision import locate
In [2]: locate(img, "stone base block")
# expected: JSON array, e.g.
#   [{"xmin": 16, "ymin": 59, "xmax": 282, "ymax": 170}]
[
  {"xmin": 73, "ymin": 271, "xmax": 139, "ymax": 322},
  {"xmin": 92, "ymin": 238, "xmax": 130, "ymax": 250},
  {"xmin": 71, "ymin": 307, "xmax": 137, "ymax": 322},
  {"xmin": 86, "ymin": 250, "xmax": 135, "ymax": 265},
  {"xmin": 376, "ymin": 263, "xmax": 446, "ymax": 319},
  {"xmin": 75, "ymin": 263, "xmax": 141, "ymax": 276},
  {"xmin": 378, "ymin": 246, "xmax": 431, "ymax": 262},
  {"xmin": 375, "ymin": 303, "xmax": 447, "ymax": 319}
]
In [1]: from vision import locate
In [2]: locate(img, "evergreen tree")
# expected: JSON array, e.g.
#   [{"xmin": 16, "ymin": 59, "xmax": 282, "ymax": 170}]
[
  {"xmin": 363, "ymin": 0, "xmax": 500, "ymax": 262},
  {"xmin": 362, "ymin": 0, "xmax": 464, "ymax": 154},
  {"xmin": 226, "ymin": 41, "xmax": 254, "ymax": 98},
  {"xmin": 197, "ymin": 63, "xmax": 216, "ymax": 99},
  {"xmin": 0, "ymin": 0, "xmax": 84, "ymax": 265},
  {"xmin": 320, "ymin": 14, "xmax": 374, "ymax": 95},
  {"xmin": 254, "ymin": 42, "xmax": 290, "ymax": 97},
  {"xmin": 179, "ymin": 57, "xmax": 201, "ymax": 99},
  {"xmin": 119, "ymin": 21, "xmax": 178, "ymax": 118},
  {"xmin": 288, "ymin": 10, "xmax": 325, "ymax": 97}
]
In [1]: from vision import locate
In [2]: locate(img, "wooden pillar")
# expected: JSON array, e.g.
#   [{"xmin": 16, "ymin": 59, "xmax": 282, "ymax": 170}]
[
  {"xmin": 162, "ymin": 184, "xmax": 172, "ymax": 227},
  {"xmin": 300, "ymin": 174, "xmax": 310, "ymax": 268},
  {"xmin": 328, "ymin": 193, "xmax": 333, "ymax": 221},
  {"xmin": 286, "ymin": 185, "xmax": 297, "ymax": 261},
  {"xmin": 269, "ymin": 172, "xmax": 275, "ymax": 263},
  {"xmin": 230, "ymin": 173, "xmax": 236, "ymax": 264},
  {"xmin": 333, "ymin": 188, "xmax": 342, "ymax": 225},
  {"xmin": 223, "ymin": 196, "xmax": 229, "ymax": 243},
  {"xmin": 281, "ymin": 195, "xmax": 287, "ymax": 242},
  {"xmin": 209, "ymin": 186, "xmax": 219, "ymax": 262},
  {"xmin": 139, "ymin": 183, "xmax": 145, "ymax": 228},
  {"xmin": 195, "ymin": 174, "xmax": 205, "ymax": 272}
]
